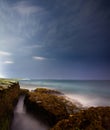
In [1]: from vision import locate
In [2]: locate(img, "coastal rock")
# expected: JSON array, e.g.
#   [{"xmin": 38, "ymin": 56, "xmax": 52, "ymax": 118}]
[
  {"xmin": 24, "ymin": 88, "xmax": 81, "ymax": 127},
  {"xmin": 51, "ymin": 107, "xmax": 110, "ymax": 130},
  {"xmin": 24, "ymin": 88, "xmax": 110, "ymax": 130},
  {"xmin": 20, "ymin": 88, "xmax": 29, "ymax": 95},
  {"xmin": 0, "ymin": 79, "xmax": 20, "ymax": 130}
]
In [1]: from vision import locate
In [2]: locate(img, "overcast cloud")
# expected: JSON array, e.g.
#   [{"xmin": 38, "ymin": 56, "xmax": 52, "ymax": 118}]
[{"xmin": 0, "ymin": 0, "xmax": 110, "ymax": 79}]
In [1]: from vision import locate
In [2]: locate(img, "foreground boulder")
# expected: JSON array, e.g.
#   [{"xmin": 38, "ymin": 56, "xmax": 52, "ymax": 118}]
[
  {"xmin": 0, "ymin": 79, "xmax": 20, "ymax": 130},
  {"xmin": 24, "ymin": 88, "xmax": 81, "ymax": 126}
]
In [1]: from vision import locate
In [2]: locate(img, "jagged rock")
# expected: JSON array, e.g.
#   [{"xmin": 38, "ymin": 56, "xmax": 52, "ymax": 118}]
[
  {"xmin": 24, "ymin": 88, "xmax": 81, "ymax": 127},
  {"xmin": 51, "ymin": 107, "xmax": 110, "ymax": 130},
  {"xmin": 0, "ymin": 79, "xmax": 20, "ymax": 130},
  {"xmin": 20, "ymin": 88, "xmax": 29, "ymax": 95},
  {"xmin": 24, "ymin": 88, "xmax": 110, "ymax": 130}
]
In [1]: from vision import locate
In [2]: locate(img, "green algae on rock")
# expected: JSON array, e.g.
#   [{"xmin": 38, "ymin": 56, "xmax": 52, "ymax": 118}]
[
  {"xmin": 24, "ymin": 88, "xmax": 82, "ymax": 127},
  {"xmin": 0, "ymin": 79, "xmax": 20, "ymax": 130}
]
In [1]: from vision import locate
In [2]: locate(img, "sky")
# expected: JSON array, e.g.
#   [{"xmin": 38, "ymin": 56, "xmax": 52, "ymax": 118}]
[{"xmin": 0, "ymin": 0, "xmax": 110, "ymax": 79}]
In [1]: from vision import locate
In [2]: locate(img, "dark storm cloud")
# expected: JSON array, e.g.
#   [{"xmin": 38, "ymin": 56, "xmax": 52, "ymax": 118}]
[
  {"xmin": 0, "ymin": 0, "xmax": 110, "ymax": 79},
  {"xmin": 27, "ymin": 0, "xmax": 110, "ymax": 62}
]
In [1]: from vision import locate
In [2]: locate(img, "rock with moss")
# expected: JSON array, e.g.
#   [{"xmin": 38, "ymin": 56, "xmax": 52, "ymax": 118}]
[
  {"xmin": 24, "ymin": 88, "xmax": 110, "ymax": 130},
  {"xmin": 20, "ymin": 88, "xmax": 29, "ymax": 95},
  {"xmin": 0, "ymin": 78, "xmax": 20, "ymax": 130},
  {"xmin": 24, "ymin": 88, "xmax": 82, "ymax": 127},
  {"xmin": 51, "ymin": 107, "xmax": 110, "ymax": 130}
]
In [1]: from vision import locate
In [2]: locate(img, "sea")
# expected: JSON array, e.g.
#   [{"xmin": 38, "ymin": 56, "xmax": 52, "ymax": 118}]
[{"xmin": 19, "ymin": 80, "xmax": 110, "ymax": 107}]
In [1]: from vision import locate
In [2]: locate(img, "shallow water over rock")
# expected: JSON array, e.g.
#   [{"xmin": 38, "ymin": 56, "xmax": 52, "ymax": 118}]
[{"xmin": 11, "ymin": 96, "xmax": 49, "ymax": 130}]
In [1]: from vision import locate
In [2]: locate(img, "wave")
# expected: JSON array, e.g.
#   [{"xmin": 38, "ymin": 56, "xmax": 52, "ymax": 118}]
[{"xmin": 66, "ymin": 93, "xmax": 110, "ymax": 107}]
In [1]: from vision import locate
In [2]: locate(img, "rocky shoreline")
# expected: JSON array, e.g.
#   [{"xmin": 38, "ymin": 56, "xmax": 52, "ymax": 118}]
[
  {"xmin": 0, "ymin": 79, "xmax": 110, "ymax": 130},
  {"xmin": 0, "ymin": 79, "xmax": 20, "ymax": 130},
  {"xmin": 24, "ymin": 88, "xmax": 110, "ymax": 130},
  {"xmin": 0, "ymin": 79, "xmax": 29, "ymax": 130},
  {"xmin": 24, "ymin": 88, "xmax": 82, "ymax": 127}
]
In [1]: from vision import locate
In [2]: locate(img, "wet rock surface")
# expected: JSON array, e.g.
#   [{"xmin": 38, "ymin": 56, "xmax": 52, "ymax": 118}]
[
  {"xmin": 0, "ymin": 79, "xmax": 20, "ymax": 130},
  {"xmin": 51, "ymin": 107, "xmax": 110, "ymax": 130},
  {"xmin": 24, "ymin": 88, "xmax": 82, "ymax": 127},
  {"xmin": 24, "ymin": 88, "xmax": 110, "ymax": 130}
]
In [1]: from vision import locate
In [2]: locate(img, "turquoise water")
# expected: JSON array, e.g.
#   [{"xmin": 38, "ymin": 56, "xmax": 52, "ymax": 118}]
[{"xmin": 20, "ymin": 80, "xmax": 110, "ymax": 107}]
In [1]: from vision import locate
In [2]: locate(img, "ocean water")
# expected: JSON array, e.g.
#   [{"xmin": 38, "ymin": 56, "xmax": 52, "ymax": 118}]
[{"xmin": 20, "ymin": 80, "xmax": 110, "ymax": 107}]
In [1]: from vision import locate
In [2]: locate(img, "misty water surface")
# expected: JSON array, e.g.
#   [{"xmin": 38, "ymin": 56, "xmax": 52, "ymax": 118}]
[{"xmin": 11, "ymin": 96, "xmax": 49, "ymax": 130}]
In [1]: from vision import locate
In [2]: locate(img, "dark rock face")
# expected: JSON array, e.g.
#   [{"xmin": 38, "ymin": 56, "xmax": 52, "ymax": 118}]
[
  {"xmin": 24, "ymin": 88, "xmax": 81, "ymax": 127},
  {"xmin": 51, "ymin": 107, "xmax": 110, "ymax": 130},
  {"xmin": 24, "ymin": 88, "xmax": 110, "ymax": 130},
  {"xmin": 0, "ymin": 79, "xmax": 20, "ymax": 130},
  {"xmin": 19, "ymin": 88, "xmax": 29, "ymax": 95}
]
